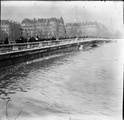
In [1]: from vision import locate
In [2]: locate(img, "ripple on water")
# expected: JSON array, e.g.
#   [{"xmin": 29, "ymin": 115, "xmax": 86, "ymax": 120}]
[{"xmin": 0, "ymin": 42, "xmax": 123, "ymax": 120}]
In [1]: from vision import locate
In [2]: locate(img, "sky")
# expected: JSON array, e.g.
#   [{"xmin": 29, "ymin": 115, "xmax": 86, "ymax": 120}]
[{"xmin": 1, "ymin": 1, "xmax": 124, "ymax": 33}]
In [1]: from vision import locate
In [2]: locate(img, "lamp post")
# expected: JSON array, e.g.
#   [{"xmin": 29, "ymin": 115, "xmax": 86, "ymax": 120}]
[
  {"xmin": 10, "ymin": 22, "xmax": 14, "ymax": 43},
  {"xmin": 20, "ymin": 28, "xmax": 23, "ymax": 37},
  {"xmin": 74, "ymin": 18, "xmax": 78, "ymax": 39}
]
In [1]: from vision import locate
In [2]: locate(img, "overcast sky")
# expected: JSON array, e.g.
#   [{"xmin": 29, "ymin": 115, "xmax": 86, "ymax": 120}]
[{"xmin": 1, "ymin": 1, "xmax": 123, "ymax": 33}]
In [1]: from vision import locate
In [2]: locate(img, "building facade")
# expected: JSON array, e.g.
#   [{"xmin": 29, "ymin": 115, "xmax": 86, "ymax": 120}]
[
  {"xmin": 65, "ymin": 21, "xmax": 110, "ymax": 38},
  {"xmin": 0, "ymin": 18, "xmax": 111, "ymax": 44},
  {"xmin": 21, "ymin": 17, "xmax": 66, "ymax": 40},
  {"xmin": 0, "ymin": 20, "xmax": 21, "ymax": 43}
]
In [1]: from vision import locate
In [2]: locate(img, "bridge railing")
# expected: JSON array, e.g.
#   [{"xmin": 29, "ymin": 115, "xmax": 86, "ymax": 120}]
[
  {"xmin": 0, "ymin": 38, "xmax": 113, "ymax": 53},
  {"xmin": 0, "ymin": 39, "xmax": 77, "ymax": 53}
]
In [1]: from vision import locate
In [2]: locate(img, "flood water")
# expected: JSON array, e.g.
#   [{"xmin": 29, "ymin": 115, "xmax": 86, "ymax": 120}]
[{"xmin": 0, "ymin": 42, "xmax": 123, "ymax": 120}]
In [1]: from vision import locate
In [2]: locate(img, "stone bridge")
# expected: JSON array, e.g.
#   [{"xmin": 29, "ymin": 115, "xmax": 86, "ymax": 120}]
[{"xmin": 0, "ymin": 38, "xmax": 114, "ymax": 68}]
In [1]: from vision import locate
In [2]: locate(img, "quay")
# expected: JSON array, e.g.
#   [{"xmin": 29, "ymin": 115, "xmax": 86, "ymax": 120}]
[{"xmin": 0, "ymin": 38, "xmax": 113, "ymax": 68}]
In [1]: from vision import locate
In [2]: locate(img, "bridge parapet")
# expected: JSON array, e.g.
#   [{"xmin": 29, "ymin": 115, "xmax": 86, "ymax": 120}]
[{"xmin": 0, "ymin": 38, "xmax": 113, "ymax": 54}]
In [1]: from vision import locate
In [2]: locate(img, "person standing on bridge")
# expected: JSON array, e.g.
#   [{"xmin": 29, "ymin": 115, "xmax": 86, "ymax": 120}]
[{"xmin": 4, "ymin": 37, "xmax": 9, "ymax": 44}]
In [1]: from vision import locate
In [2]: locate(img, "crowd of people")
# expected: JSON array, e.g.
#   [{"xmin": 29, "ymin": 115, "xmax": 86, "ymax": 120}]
[
  {"xmin": 14, "ymin": 36, "xmax": 76, "ymax": 43},
  {"xmin": 15, "ymin": 36, "xmax": 57, "ymax": 43},
  {"xmin": 0, "ymin": 36, "xmax": 92, "ymax": 45},
  {"xmin": 0, "ymin": 36, "xmax": 57, "ymax": 44},
  {"xmin": 0, "ymin": 38, "xmax": 9, "ymax": 44}
]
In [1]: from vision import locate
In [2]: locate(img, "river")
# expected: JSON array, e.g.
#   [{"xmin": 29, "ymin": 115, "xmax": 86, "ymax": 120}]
[{"xmin": 0, "ymin": 41, "xmax": 123, "ymax": 120}]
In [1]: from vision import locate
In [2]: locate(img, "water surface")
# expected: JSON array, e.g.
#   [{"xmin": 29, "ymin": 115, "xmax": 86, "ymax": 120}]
[{"xmin": 0, "ymin": 42, "xmax": 123, "ymax": 120}]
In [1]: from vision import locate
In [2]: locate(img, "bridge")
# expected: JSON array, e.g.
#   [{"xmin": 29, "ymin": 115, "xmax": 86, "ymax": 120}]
[{"xmin": 0, "ymin": 38, "xmax": 114, "ymax": 68}]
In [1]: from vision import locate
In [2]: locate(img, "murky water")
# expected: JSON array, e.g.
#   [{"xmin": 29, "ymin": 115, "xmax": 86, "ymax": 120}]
[{"xmin": 0, "ymin": 42, "xmax": 123, "ymax": 120}]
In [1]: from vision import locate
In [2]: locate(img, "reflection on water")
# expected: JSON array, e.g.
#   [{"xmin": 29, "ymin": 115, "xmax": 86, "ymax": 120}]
[{"xmin": 0, "ymin": 42, "xmax": 123, "ymax": 120}]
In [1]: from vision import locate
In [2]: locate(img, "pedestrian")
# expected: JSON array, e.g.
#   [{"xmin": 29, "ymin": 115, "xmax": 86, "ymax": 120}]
[{"xmin": 4, "ymin": 38, "xmax": 9, "ymax": 44}]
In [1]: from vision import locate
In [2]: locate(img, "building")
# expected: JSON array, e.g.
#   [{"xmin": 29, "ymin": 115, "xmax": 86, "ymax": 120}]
[
  {"xmin": 0, "ymin": 20, "xmax": 21, "ymax": 43},
  {"xmin": 79, "ymin": 24, "xmax": 98, "ymax": 37},
  {"xmin": 65, "ymin": 23, "xmax": 79, "ymax": 38},
  {"xmin": 65, "ymin": 21, "xmax": 110, "ymax": 38},
  {"xmin": 21, "ymin": 17, "xmax": 66, "ymax": 40},
  {"xmin": 1, "ymin": 22, "xmax": 11, "ymax": 35},
  {"xmin": 0, "ymin": 18, "xmax": 110, "ymax": 44}
]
